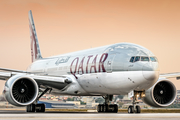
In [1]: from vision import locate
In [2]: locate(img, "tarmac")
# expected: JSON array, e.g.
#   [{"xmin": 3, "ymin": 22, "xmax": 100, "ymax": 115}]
[{"xmin": 0, "ymin": 109, "xmax": 180, "ymax": 120}]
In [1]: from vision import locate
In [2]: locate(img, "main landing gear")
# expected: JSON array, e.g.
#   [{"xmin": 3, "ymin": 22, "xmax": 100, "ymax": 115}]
[
  {"xmin": 26, "ymin": 88, "xmax": 52, "ymax": 112},
  {"xmin": 97, "ymin": 95, "xmax": 118, "ymax": 113},
  {"xmin": 27, "ymin": 103, "xmax": 45, "ymax": 112},
  {"xmin": 128, "ymin": 91, "xmax": 144, "ymax": 114}
]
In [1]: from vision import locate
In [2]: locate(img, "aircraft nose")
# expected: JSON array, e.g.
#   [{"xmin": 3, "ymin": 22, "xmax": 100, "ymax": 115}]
[{"xmin": 142, "ymin": 63, "xmax": 159, "ymax": 81}]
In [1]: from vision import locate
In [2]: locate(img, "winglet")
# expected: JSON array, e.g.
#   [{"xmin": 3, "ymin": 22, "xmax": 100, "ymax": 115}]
[{"xmin": 28, "ymin": 10, "xmax": 42, "ymax": 62}]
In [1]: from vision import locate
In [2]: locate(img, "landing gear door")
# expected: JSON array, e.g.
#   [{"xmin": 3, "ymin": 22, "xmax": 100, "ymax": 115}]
[{"xmin": 106, "ymin": 54, "xmax": 116, "ymax": 73}]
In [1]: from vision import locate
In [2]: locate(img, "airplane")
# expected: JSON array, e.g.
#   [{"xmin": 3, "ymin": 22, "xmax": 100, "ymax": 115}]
[{"xmin": 0, "ymin": 10, "xmax": 179, "ymax": 113}]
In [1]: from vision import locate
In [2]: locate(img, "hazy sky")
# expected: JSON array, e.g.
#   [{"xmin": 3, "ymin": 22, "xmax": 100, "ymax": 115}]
[{"xmin": 0, "ymin": 0, "xmax": 180, "ymax": 92}]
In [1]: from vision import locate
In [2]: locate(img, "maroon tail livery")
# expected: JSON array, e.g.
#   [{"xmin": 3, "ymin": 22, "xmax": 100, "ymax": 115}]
[{"xmin": 28, "ymin": 10, "xmax": 42, "ymax": 62}]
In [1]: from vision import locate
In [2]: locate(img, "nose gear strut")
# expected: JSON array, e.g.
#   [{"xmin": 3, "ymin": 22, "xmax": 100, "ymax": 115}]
[{"xmin": 128, "ymin": 91, "xmax": 143, "ymax": 113}]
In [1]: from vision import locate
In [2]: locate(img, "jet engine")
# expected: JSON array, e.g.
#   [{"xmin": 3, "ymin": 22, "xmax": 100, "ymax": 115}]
[
  {"xmin": 3, "ymin": 74, "xmax": 39, "ymax": 106},
  {"xmin": 142, "ymin": 78, "xmax": 176, "ymax": 107}
]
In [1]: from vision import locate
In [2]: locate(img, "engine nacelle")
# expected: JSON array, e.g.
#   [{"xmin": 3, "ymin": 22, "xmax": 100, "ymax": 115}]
[
  {"xmin": 142, "ymin": 78, "xmax": 176, "ymax": 107},
  {"xmin": 3, "ymin": 74, "xmax": 39, "ymax": 106}
]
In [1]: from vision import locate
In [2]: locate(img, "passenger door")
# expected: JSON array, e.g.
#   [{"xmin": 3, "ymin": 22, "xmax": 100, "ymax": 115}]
[{"xmin": 106, "ymin": 54, "xmax": 116, "ymax": 73}]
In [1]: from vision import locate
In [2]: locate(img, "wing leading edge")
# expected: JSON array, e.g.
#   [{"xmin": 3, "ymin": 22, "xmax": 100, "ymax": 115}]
[
  {"xmin": 0, "ymin": 68, "xmax": 72, "ymax": 90},
  {"xmin": 160, "ymin": 72, "xmax": 180, "ymax": 79}
]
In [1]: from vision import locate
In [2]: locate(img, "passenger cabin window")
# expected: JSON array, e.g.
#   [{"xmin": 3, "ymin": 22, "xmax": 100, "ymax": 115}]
[
  {"xmin": 150, "ymin": 57, "xmax": 157, "ymax": 62},
  {"xmin": 141, "ymin": 57, "xmax": 149, "ymax": 61}
]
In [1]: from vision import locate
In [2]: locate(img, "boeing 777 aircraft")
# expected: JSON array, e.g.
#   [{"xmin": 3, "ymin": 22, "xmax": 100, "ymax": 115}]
[{"xmin": 0, "ymin": 10, "xmax": 179, "ymax": 113}]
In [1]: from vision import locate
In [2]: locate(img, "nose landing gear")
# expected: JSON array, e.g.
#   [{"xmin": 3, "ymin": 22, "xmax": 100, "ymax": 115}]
[
  {"xmin": 97, "ymin": 95, "xmax": 118, "ymax": 113},
  {"xmin": 128, "ymin": 91, "xmax": 144, "ymax": 113},
  {"xmin": 128, "ymin": 105, "xmax": 141, "ymax": 113}
]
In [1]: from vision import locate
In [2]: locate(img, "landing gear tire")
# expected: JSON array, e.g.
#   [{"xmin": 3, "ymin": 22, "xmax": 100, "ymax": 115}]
[
  {"xmin": 128, "ymin": 105, "xmax": 141, "ymax": 113},
  {"xmin": 97, "ymin": 104, "xmax": 103, "ymax": 113},
  {"xmin": 36, "ymin": 104, "xmax": 45, "ymax": 112},
  {"xmin": 109, "ymin": 104, "xmax": 118, "ymax": 113},
  {"xmin": 97, "ymin": 105, "xmax": 101, "ymax": 112},
  {"xmin": 97, "ymin": 95, "xmax": 119, "ymax": 113},
  {"xmin": 135, "ymin": 105, "xmax": 141, "ymax": 113},
  {"xmin": 103, "ymin": 104, "xmax": 108, "ymax": 112},
  {"xmin": 127, "ymin": 91, "xmax": 143, "ymax": 114},
  {"xmin": 26, "ymin": 104, "xmax": 35, "ymax": 112},
  {"xmin": 97, "ymin": 104, "xmax": 118, "ymax": 113},
  {"xmin": 100, "ymin": 105, "xmax": 103, "ymax": 112},
  {"xmin": 113, "ymin": 104, "xmax": 118, "ymax": 113},
  {"xmin": 128, "ymin": 105, "xmax": 134, "ymax": 113},
  {"xmin": 26, "ymin": 104, "xmax": 45, "ymax": 112}
]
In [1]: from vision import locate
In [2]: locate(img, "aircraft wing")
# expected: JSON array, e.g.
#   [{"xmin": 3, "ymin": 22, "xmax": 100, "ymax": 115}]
[
  {"xmin": 0, "ymin": 68, "xmax": 72, "ymax": 90},
  {"xmin": 0, "ymin": 67, "xmax": 28, "ymax": 73},
  {"xmin": 0, "ymin": 67, "xmax": 40, "ymax": 80},
  {"xmin": 0, "ymin": 72, "xmax": 13, "ymax": 80},
  {"xmin": 160, "ymin": 72, "xmax": 180, "ymax": 79}
]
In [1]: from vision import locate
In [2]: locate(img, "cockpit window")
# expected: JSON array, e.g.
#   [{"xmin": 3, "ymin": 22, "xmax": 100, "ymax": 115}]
[
  {"xmin": 150, "ymin": 57, "xmax": 157, "ymax": 62},
  {"xmin": 141, "ymin": 57, "xmax": 149, "ymax": 61},
  {"xmin": 130, "ymin": 56, "xmax": 135, "ymax": 62},
  {"xmin": 134, "ymin": 56, "xmax": 140, "ymax": 62},
  {"xmin": 130, "ymin": 56, "xmax": 157, "ymax": 63}
]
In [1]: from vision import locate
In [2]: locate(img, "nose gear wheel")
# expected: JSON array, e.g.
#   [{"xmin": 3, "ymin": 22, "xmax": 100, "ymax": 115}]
[{"xmin": 127, "ymin": 91, "xmax": 143, "ymax": 114}]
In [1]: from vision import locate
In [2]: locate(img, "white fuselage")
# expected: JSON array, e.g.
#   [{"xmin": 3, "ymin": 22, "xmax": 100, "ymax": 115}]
[{"xmin": 27, "ymin": 43, "xmax": 159, "ymax": 96}]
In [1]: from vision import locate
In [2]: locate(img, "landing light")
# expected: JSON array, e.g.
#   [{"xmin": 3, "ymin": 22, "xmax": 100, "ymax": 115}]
[
  {"xmin": 140, "ymin": 92, "xmax": 146, "ymax": 98},
  {"xmin": 136, "ymin": 94, "xmax": 139, "ymax": 97}
]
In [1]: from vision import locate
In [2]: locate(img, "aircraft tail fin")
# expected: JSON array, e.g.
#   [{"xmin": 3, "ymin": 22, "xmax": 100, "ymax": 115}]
[{"xmin": 28, "ymin": 10, "xmax": 42, "ymax": 62}]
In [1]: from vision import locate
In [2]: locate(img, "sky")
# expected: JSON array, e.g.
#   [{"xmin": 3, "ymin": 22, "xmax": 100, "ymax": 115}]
[{"xmin": 0, "ymin": 0, "xmax": 180, "ymax": 92}]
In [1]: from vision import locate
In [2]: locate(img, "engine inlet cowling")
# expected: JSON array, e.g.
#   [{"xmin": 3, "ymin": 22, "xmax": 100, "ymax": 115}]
[
  {"xmin": 142, "ymin": 79, "xmax": 176, "ymax": 107},
  {"xmin": 153, "ymin": 81, "xmax": 174, "ymax": 104},
  {"xmin": 12, "ymin": 78, "xmax": 36, "ymax": 103},
  {"xmin": 4, "ymin": 74, "xmax": 39, "ymax": 106}
]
